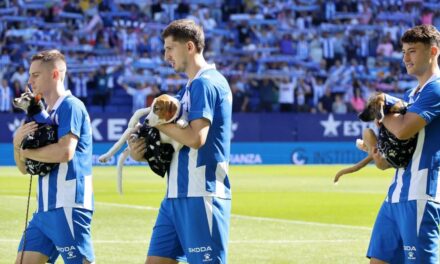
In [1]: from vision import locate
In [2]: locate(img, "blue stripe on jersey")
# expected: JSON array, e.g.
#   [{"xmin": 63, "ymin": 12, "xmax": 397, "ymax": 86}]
[
  {"xmin": 399, "ymin": 167, "xmax": 411, "ymax": 201},
  {"xmin": 38, "ymin": 176, "xmax": 43, "ymax": 208},
  {"xmin": 48, "ymin": 167, "xmax": 58, "ymax": 209},
  {"xmin": 177, "ymin": 146, "xmax": 190, "ymax": 197},
  {"xmin": 428, "ymin": 152, "xmax": 440, "ymax": 197}
]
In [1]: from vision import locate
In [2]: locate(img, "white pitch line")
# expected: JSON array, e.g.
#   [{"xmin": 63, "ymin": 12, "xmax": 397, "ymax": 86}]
[{"xmin": 3, "ymin": 195, "xmax": 371, "ymax": 231}]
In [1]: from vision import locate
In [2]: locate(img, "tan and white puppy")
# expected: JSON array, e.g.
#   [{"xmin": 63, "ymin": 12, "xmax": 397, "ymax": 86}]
[{"xmin": 98, "ymin": 94, "xmax": 187, "ymax": 193}]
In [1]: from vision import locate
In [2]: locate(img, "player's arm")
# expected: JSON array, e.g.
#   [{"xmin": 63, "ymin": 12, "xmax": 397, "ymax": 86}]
[
  {"xmin": 21, "ymin": 133, "xmax": 78, "ymax": 163},
  {"xmin": 381, "ymin": 112, "xmax": 426, "ymax": 140},
  {"xmin": 13, "ymin": 122, "xmax": 38, "ymax": 174},
  {"xmin": 156, "ymin": 118, "xmax": 210, "ymax": 149}
]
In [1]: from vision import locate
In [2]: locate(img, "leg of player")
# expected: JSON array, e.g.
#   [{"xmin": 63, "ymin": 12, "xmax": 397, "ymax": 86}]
[
  {"xmin": 370, "ymin": 258, "xmax": 387, "ymax": 264},
  {"xmin": 15, "ymin": 251, "xmax": 49, "ymax": 264},
  {"xmin": 145, "ymin": 256, "xmax": 178, "ymax": 264}
]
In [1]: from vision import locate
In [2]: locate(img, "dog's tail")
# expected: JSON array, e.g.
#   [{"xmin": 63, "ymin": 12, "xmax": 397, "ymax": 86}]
[
  {"xmin": 334, "ymin": 155, "xmax": 373, "ymax": 184},
  {"xmin": 116, "ymin": 148, "xmax": 130, "ymax": 194}
]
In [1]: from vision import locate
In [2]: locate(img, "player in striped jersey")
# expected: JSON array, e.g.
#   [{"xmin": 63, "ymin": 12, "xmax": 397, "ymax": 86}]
[
  {"xmin": 129, "ymin": 19, "xmax": 232, "ymax": 264},
  {"xmin": 367, "ymin": 25, "xmax": 440, "ymax": 264},
  {"xmin": 13, "ymin": 50, "xmax": 94, "ymax": 264}
]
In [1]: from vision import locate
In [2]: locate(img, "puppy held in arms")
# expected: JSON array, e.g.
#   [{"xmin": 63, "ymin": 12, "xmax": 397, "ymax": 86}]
[
  {"xmin": 334, "ymin": 92, "xmax": 418, "ymax": 183},
  {"xmin": 13, "ymin": 89, "xmax": 58, "ymax": 176},
  {"xmin": 99, "ymin": 94, "xmax": 188, "ymax": 193}
]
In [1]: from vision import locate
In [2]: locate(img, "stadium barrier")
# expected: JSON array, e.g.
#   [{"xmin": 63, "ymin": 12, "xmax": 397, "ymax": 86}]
[{"xmin": 0, "ymin": 112, "xmax": 370, "ymax": 166}]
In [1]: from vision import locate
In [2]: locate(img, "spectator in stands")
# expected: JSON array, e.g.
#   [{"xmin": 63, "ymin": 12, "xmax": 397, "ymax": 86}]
[
  {"xmin": 350, "ymin": 81, "xmax": 366, "ymax": 113},
  {"xmin": 277, "ymin": 76, "xmax": 296, "ymax": 112},
  {"xmin": 376, "ymin": 35, "xmax": 394, "ymax": 57},
  {"xmin": 258, "ymin": 77, "xmax": 278, "ymax": 112},
  {"xmin": 230, "ymin": 78, "xmax": 249, "ymax": 112},
  {"xmin": 317, "ymin": 87, "xmax": 333, "ymax": 114},
  {"xmin": 122, "ymin": 82, "xmax": 160, "ymax": 113},
  {"xmin": 72, "ymin": 72, "xmax": 90, "ymax": 104},
  {"xmin": 10, "ymin": 66, "xmax": 28, "ymax": 93},
  {"xmin": 92, "ymin": 66, "xmax": 111, "ymax": 112},
  {"xmin": 0, "ymin": 79, "xmax": 12, "ymax": 113},
  {"xmin": 332, "ymin": 94, "xmax": 347, "ymax": 114}
]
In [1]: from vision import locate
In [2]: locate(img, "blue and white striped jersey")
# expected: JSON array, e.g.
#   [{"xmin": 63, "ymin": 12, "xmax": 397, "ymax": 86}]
[
  {"xmin": 36, "ymin": 91, "xmax": 93, "ymax": 212},
  {"xmin": 387, "ymin": 74, "xmax": 440, "ymax": 203},
  {"xmin": 167, "ymin": 65, "xmax": 232, "ymax": 199}
]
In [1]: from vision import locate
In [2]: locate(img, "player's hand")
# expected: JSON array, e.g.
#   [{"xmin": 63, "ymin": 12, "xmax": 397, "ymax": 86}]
[
  {"xmin": 13, "ymin": 121, "xmax": 38, "ymax": 148},
  {"xmin": 128, "ymin": 138, "xmax": 147, "ymax": 162},
  {"xmin": 371, "ymin": 147, "xmax": 390, "ymax": 170}
]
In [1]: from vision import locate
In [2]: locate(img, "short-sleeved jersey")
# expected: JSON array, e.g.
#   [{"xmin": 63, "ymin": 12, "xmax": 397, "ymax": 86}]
[
  {"xmin": 166, "ymin": 65, "xmax": 232, "ymax": 199},
  {"xmin": 387, "ymin": 74, "xmax": 440, "ymax": 203},
  {"xmin": 36, "ymin": 91, "xmax": 93, "ymax": 212}
]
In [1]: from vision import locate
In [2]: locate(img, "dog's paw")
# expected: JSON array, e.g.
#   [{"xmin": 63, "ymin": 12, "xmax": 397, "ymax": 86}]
[
  {"xmin": 176, "ymin": 119, "xmax": 188, "ymax": 128},
  {"xmin": 356, "ymin": 139, "xmax": 368, "ymax": 152},
  {"xmin": 98, "ymin": 155, "xmax": 110, "ymax": 163}
]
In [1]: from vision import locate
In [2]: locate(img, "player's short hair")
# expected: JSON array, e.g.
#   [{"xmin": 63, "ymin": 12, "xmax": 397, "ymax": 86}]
[
  {"xmin": 401, "ymin": 24, "xmax": 440, "ymax": 48},
  {"xmin": 162, "ymin": 19, "xmax": 205, "ymax": 53},
  {"xmin": 31, "ymin": 49, "xmax": 67, "ymax": 80}
]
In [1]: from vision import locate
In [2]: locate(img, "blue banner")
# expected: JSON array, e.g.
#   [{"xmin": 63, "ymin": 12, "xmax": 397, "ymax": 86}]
[{"xmin": 0, "ymin": 113, "xmax": 375, "ymax": 143}]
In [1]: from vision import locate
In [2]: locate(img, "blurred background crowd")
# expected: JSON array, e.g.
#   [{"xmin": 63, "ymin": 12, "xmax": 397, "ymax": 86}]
[{"xmin": 1, "ymin": 0, "xmax": 440, "ymax": 115}]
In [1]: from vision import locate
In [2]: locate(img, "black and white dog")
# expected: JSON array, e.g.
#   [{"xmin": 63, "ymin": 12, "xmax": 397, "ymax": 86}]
[
  {"xmin": 334, "ymin": 93, "xmax": 418, "ymax": 183},
  {"xmin": 13, "ymin": 92, "xmax": 58, "ymax": 176}
]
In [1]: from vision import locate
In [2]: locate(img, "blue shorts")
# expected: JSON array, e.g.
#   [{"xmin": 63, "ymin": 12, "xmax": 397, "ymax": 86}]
[
  {"xmin": 367, "ymin": 200, "xmax": 440, "ymax": 264},
  {"xmin": 148, "ymin": 197, "xmax": 231, "ymax": 264},
  {"xmin": 18, "ymin": 207, "xmax": 95, "ymax": 264}
]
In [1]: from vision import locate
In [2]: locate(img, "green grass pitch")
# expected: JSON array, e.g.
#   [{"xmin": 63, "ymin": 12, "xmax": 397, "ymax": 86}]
[{"xmin": 0, "ymin": 165, "xmax": 393, "ymax": 263}]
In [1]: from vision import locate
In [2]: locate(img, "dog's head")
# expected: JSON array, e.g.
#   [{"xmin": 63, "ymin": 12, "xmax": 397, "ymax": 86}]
[
  {"xmin": 147, "ymin": 94, "xmax": 180, "ymax": 126},
  {"xmin": 358, "ymin": 92, "xmax": 385, "ymax": 122},
  {"xmin": 13, "ymin": 92, "xmax": 43, "ymax": 114}
]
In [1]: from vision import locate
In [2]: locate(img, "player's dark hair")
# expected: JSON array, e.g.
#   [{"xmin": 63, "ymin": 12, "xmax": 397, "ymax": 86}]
[
  {"xmin": 401, "ymin": 24, "xmax": 440, "ymax": 48},
  {"xmin": 162, "ymin": 19, "xmax": 205, "ymax": 53}
]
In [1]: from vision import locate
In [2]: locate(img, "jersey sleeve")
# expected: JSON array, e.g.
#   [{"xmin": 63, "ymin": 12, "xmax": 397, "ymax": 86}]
[
  {"xmin": 57, "ymin": 98, "xmax": 84, "ymax": 139},
  {"xmin": 188, "ymin": 78, "xmax": 215, "ymax": 123},
  {"xmin": 408, "ymin": 81, "xmax": 440, "ymax": 124}
]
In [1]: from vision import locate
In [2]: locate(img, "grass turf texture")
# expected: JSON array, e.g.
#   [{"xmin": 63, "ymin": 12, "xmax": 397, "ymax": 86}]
[{"xmin": 1, "ymin": 165, "xmax": 392, "ymax": 263}]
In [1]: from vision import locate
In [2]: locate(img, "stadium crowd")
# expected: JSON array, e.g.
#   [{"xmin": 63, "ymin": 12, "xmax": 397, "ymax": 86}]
[{"xmin": 1, "ymin": 0, "xmax": 440, "ymax": 114}]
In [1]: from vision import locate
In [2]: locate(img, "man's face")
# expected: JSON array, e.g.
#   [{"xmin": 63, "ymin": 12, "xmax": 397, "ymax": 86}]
[
  {"xmin": 28, "ymin": 61, "xmax": 56, "ymax": 95},
  {"xmin": 402, "ymin": 42, "xmax": 433, "ymax": 77},
  {"xmin": 164, "ymin": 36, "xmax": 189, "ymax": 73}
]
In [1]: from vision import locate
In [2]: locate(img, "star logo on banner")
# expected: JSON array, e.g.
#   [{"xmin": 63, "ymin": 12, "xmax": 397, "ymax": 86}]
[{"xmin": 320, "ymin": 114, "xmax": 341, "ymax": 137}]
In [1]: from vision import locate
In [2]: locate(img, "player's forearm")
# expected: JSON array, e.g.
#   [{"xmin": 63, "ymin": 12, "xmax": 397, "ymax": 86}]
[
  {"xmin": 14, "ymin": 147, "xmax": 27, "ymax": 174},
  {"xmin": 22, "ymin": 142, "xmax": 73, "ymax": 163},
  {"xmin": 382, "ymin": 112, "xmax": 425, "ymax": 140},
  {"xmin": 157, "ymin": 123, "xmax": 208, "ymax": 149}
]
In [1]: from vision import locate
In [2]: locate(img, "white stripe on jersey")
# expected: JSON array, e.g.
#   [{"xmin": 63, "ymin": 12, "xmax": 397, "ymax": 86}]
[
  {"xmin": 56, "ymin": 163, "xmax": 75, "ymax": 208},
  {"xmin": 391, "ymin": 169, "xmax": 404, "ymax": 202},
  {"xmin": 215, "ymin": 162, "xmax": 229, "ymax": 198},
  {"xmin": 203, "ymin": 196, "xmax": 213, "ymax": 236},
  {"xmin": 42, "ymin": 173, "xmax": 49, "ymax": 211},
  {"xmin": 187, "ymin": 148, "xmax": 206, "ymax": 196},
  {"xmin": 416, "ymin": 200, "xmax": 427, "ymax": 236},
  {"xmin": 168, "ymin": 151, "xmax": 179, "ymax": 197},
  {"xmin": 83, "ymin": 175, "xmax": 93, "ymax": 210},
  {"xmin": 408, "ymin": 129, "xmax": 430, "ymax": 201},
  {"xmin": 63, "ymin": 207, "xmax": 75, "ymax": 238}
]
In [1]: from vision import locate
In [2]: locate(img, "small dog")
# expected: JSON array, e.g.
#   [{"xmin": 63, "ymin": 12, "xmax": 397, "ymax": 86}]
[
  {"xmin": 99, "ymin": 94, "xmax": 188, "ymax": 193},
  {"xmin": 13, "ymin": 91, "xmax": 58, "ymax": 176},
  {"xmin": 334, "ymin": 92, "xmax": 418, "ymax": 183}
]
